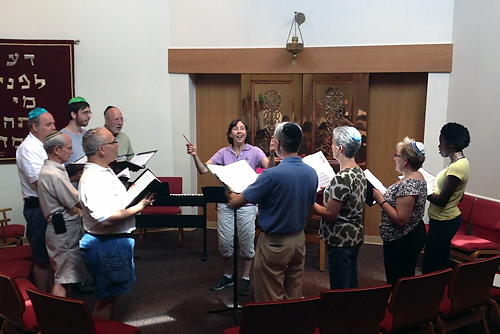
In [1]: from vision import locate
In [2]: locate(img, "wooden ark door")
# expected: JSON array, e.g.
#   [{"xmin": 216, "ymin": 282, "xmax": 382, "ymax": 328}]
[
  {"xmin": 195, "ymin": 74, "xmax": 241, "ymax": 222},
  {"xmin": 364, "ymin": 73, "xmax": 428, "ymax": 237}
]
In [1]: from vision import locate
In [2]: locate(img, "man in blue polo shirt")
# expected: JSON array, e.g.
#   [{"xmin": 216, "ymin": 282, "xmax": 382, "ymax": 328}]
[{"xmin": 228, "ymin": 122, "xmax": 318, "ymax": 302}]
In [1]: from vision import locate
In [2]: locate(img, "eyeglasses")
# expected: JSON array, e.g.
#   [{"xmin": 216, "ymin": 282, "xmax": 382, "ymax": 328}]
[
  {"xmin": 100, "ymin": 140, "xmax": 118, "ymax": 146},
  {"xmin": 394, "ymin": 154, "xmax": 404, "ymax": 158},
  {"xmin": 80, "ymin": 110, "xmax": 92, "ymax": 116}
]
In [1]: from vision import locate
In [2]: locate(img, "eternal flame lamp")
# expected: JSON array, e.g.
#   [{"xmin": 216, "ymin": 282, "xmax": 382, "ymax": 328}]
[{"xmin": 286, "ymin": 12, "xmax": 305, "ymax": 65}]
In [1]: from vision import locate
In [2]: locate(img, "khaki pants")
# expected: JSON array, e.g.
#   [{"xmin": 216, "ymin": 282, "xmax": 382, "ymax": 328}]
[{"xmin": 254, "ymin": 230, "xmax": 306, "ymax": 302}]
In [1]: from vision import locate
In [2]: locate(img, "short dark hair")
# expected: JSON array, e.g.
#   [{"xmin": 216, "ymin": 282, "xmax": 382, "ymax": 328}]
[
  {"xmin": 274, "ymin": 122, "xmax": 302, "ymax": 153},
  {"xmin": 67, "ymin": 101, "xmax": 90, "ymax": 120},
  {"xmin": 441, "ymin": 122, "xmax": 470, "ymax": 152},
  {"xmin": 226, "ymin": 119, "xmax": 249, "ymax": 145},
  {"xmin": 104, "ymin": 105, "xmax": 116, "ymax": 116}
]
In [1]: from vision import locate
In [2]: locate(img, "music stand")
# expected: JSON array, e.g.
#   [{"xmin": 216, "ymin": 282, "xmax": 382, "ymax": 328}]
[{"xmin": 203, "ymin": 186, "xmax": 242, "ymax": 325}]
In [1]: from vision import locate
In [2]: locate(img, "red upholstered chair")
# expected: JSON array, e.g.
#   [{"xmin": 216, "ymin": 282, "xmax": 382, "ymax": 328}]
[
  {"xmin": 223, "ymin": 296, "xmax": 321, "ymax": 334},
  {"xmin": 139, "ymin": 177, "xmax": 183, "ymax": 242},
  {"xmin": 489, "ymin": 285, "xmax": 500, "ymax": 330},
  {"xmin": 437, "ymin": 255, "xmax": 500, "ymax": 334},
  {"xmin": 456, "ymin": 193, "xmax": 476, "ymax": 235},
  {"xmin": 0, "ymin": 273, "xmax": 38, "ymax": 334},
  {"xmin": 26, "ymin": 288, "xmax": 141, "ymax": 334},
  {"xmin": 451, "ymin": 198, "xmax": 500, "ymax": 262},
  {"xmin": 380, "ymin": 269, "xmax": 452, "ymax": 334},
  {"xmin": 318, "ymin": 284, "xmax": 392, "ymax": 334},
  {"xmin": 0, "ymin": 245, "xmax": 34, "ymax": 279},
  {"xmin": 0, "ymin": 207, "xmax": 25, "ymax": 246}
]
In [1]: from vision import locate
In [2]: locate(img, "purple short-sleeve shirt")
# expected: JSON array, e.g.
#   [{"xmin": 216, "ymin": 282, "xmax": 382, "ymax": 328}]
[{"xmin": 210, "ymin": 144, "xmax": 266, "ymax": 169}]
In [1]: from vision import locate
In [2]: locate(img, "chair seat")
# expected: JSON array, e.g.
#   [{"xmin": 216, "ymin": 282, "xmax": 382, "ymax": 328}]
[
  {"xmin": 380, "ymin": 307, "xmax": 395, "ymax": 332},
  {"xmin": 22, "ymin": 300, "xmax": 39, "ymax": 332},
  {"xmin": 0, "ymin": 260, "xmax": 33, "ymax": 279},
  {"xmin": 94, "ymin": 318, "xmax": 141, "ymax": 334},
  {"xmin": 451, "ymin": 234, "xmax": 500, "ymax": 251},
  {"xmin": 2, "ymin": 224, "xmax": 25, "ymax": 238},
  {"xmin": 439, "ymin": 286, "xmax": 453, "ymax": 316},
  {"xmin": 16, "ymin": 277, "xmax": 37, "ymax": 301},
  {"xmin": 0, "ymin": 245, "xmax": 33, "ymax": 262},
  {"xmin": 141, "ymin": 206, "xmax": 181, "ymax": 215},
  {"xmin": 491, "ymin": 287, "xmax": 500, "ymax": 299}
]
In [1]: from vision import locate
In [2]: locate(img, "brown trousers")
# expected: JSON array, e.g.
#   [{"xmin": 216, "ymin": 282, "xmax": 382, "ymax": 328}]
[{"xmin": 253, "ymin": 230, "xmax": 306, "ymax": 302}]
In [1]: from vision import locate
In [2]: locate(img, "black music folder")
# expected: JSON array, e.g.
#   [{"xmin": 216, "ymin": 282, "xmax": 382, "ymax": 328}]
[
  {"xmin": 124, "ymin": 168, "xmax": 162, "ymax": 208},
  {"xmin": 111, "ymin": 150, "xmax": 158, "ymax": 173},
  {"xmin": 202, "ymin": 186, "xmax": 228, "ymax": 204},
  {"xmin": 65, "ymin": 155, "xmax": 87, "ymax": 176}
]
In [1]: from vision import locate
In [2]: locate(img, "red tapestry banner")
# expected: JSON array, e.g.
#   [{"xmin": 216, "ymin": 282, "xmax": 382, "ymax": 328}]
[{"xmin": 0, "ymin": 39, "xmax": 75, "ymax": 163}]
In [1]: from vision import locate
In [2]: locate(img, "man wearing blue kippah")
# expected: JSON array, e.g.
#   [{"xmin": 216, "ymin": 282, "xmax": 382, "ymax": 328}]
[
  {"xmin": 228, "ymin": 122, "xmax": 318, "ymax": 302},
  {"xmin": 16, "ymin": 107, "xmax": 56, "ymax": 292}
]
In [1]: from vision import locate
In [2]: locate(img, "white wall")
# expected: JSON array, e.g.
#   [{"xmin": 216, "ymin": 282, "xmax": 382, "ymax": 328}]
[
  {"xmin": 447, "ymin": 0, "xmax": 500, "ymax": 200},
  {"xmin": 1, "ymin": 0, "xmax": 458, "ymax": 226}
]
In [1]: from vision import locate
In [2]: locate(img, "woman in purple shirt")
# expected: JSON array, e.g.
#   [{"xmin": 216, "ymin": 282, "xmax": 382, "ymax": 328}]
[{"xmin": 186, "ymin": 118, "xmax": 275, "ymax": 295}]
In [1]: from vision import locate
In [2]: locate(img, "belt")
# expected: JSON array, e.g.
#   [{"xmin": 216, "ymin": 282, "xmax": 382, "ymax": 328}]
[
  {"xmin": 86, "ymin": 232, "xmax": 132, "ymax": 239},
  {"xmin": 24, "ymin": 197, "xmax": 40, "ymax": 209}
]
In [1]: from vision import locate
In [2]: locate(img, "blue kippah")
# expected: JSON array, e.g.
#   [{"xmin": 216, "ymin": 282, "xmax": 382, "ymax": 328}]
[
  {"xmin": 28, "ymin": 107, "xmax": 48, "ymax": 120},
  {"xmin": 346, "ymin": 127, "xmax": 362, "ymax": 142}
]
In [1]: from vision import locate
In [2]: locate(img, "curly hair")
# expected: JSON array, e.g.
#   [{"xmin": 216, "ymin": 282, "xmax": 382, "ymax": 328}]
[{"xmin": 440, "ymin": 122, "xmax": 470, "ymax": 152}]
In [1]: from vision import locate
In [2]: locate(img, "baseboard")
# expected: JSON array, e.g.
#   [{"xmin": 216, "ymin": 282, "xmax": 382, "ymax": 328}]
[{"xmin": 364, "ymin": 235, "xmax": 383, "ymax": 245}]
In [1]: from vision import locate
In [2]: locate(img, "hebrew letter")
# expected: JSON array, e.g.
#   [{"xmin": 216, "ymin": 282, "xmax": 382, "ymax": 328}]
[
  {"xmin": 6, "ymin": 53, "xmax": 19, "ymax": 66},
  {"xmin": 19, "ymin": 74, "xmax": 30, "ymax": 90},
  {"xmin": 13, "ymin": 97, "xmax": 18, "ymax": 104},
  {"xmin": 24, "ymin": 54, "xmax": 35, "ymax": 66},
  {"xmin": 34, "ymin": 74, "xmax": 46, "ymax": 89},
  {"xmin": 3, "ymin": 117, "xmax": 14, "ymax": 129},
  {"xmin": 18, "ymin": 117, "xmax": 29, "ymax": 128},
  {"xmin": 0, "ymin": 136, "xmax": 7, "ymax": 148},
  {"xmin": 22, "ymin": 96, "xmax": 36, "ymax": 109},
  {"xmin": 12, "ymin": 137, "xmax": 23, "ymax": 149},
  {"xmin": 0, "ymin": 77, "xmax": 3, "ymax": 84},
  {"xmin": 7, "ymin": 78, "xmax": 14, "ymax": 89}
]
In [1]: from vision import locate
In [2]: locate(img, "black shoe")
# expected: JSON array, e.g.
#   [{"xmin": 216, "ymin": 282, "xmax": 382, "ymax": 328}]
[
  {"xmin": 239, "ymin": 279, "xmax": 251, "ymax": 296},
  {"xmin": 72, "ymin": 279, "xmax": 95, "ymax": 295},
  {"xmin": 211, "ymin": 276, "xmax": 234, "ymax": 291}
]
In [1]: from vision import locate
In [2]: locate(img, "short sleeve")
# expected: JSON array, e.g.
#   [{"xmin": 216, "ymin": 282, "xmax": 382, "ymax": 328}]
[
  {"xmin": 446, "ymin": 161, "xmax": 467, "ymax": 180},
  {"xmin": 326, "ymin": 174, "xmax": 350, "ymax": 203},
  {"xmin": 243, "ymin": 171, "xmax": 273, "ymax": 204},
  {"xmin": 209, "ymin": 148, "xmax": 225, "ymax": 165}
]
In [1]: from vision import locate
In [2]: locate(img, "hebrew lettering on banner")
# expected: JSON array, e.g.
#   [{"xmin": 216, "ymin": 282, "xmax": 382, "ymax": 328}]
[{"xmin": 0, "ymin": 39, "xmax": 75, "ymax": 162}]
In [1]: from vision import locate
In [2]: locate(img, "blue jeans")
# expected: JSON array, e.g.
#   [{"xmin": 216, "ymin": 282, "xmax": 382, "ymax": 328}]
[
  {"xmin": 326, "ymin": 243, "xmax": 362, "ymax": 289},
  {"xmin": 422, "ymin": 215, "xmax": 461, "ymax": 274},
  {"xmin": 80, "ymin": 233, "xmax": 136, "ymax": 299}
]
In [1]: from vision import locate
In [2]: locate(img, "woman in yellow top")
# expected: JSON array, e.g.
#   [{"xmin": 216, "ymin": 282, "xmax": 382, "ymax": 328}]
[{"xmin": 422, "ymin": 122, "xmax": 470, "ymax": 273}]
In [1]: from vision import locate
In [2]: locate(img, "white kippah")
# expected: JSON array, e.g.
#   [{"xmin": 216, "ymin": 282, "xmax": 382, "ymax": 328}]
[{"xmin": 412, "ymin": 142, "xmax": 425, "ymax": 156}]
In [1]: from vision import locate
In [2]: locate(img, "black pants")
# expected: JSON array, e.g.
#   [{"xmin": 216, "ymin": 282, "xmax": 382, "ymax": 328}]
[
  {"xmin": 383, "ymin": 220, "xmax": 426, "ymax": 286},
  {"xmin": 422, "ymin": 215, "xmax": 461, "ymax": 274}
]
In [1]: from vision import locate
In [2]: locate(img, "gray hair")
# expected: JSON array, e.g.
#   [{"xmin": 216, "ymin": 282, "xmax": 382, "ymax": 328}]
[
  {"xmin": 333, "ymin": 126, "xmax": 362, "ymax": 158},
  {"xmin": 82, "ymin": 127, "xmax": 107, "ymax": 157},
  {"xmin": 274, "ymin": 122, "xmax": 302, "ymax": 153},
  {"xmin": 28, "ymin": 116, "xmax": 40, "ymax": 130},
  {"xmin": 44, "ymin": 131, "xmax": 66, "ymax": 154}
]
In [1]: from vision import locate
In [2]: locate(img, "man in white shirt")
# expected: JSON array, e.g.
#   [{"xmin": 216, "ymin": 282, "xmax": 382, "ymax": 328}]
[
  {"xmin": 16, "ymin": 107, "xmax": 56, "ymax": 292},
  {"xmin": 78, "ymin": 127, "xmax": 153, "ymax": 320}
]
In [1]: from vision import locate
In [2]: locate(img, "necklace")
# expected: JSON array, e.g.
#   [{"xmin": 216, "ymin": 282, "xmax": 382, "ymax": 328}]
[{"xmin": 450, "ymin": 156, "xmax": 465, "ymax": 165}]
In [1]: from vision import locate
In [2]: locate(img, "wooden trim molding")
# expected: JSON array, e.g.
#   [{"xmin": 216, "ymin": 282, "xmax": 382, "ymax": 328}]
[{"xmin": 168, "ymin": 44, "xmax": 452, "ymax": 74}]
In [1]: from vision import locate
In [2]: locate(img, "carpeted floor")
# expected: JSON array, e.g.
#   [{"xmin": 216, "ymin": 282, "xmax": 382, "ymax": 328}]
[{"xmin": 73, "ymin": 228, "xmax": 499, "ymax": 334}]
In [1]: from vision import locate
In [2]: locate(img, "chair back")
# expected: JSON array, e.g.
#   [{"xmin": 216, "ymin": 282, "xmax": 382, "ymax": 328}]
[
  {"xmin": 443, "ymin": 255, "xmax": 500, "ymax": 317},
  {"xmin": 385, "ymin": 269, "xmax": 452, "ymax": 332},
  {"xmin": 238, "ymin": 296, "xmax": 320, "ymax": 334},
  {"xmin": 26, "ymin": 288, "xmax": 96, "ymax": 334},
  {"xmin": 318, "ymin": 284, "xmax": 392, "ymax": 334},
  {"xmin": 142, "ymin": 177, "xmax": 183, "ymax": 215},
  {"xmin": 0, "ymin": 273, "xmax": 26, "ymax": 328},
  {"xmin": 457, "ymin": 194, "xmax": 476, "ymax": 234},
  {"xmin": 468, "ymin": 198, "xmax": 500, "ymax": 244},
  {"xmin": 1, "ymin": 207, "xmax": 25, "ymax": 245}
]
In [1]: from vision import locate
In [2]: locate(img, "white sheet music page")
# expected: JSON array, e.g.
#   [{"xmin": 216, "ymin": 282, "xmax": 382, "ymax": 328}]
[
  {"xmin": 130, "ymin": 151, "xmax": 156, "ymax": 167},
  {"xmin": 206, "ymin": 160, "xmax": 258, "ymax": 193},
  {"xmin": 302, "ymin": 151, "xmax": 336, "ymax": 191},
  {"xmin": 364, "ymin": 169, "xmax": 387, "ymax": 194},
  {"xmin": 124, "ymin": 169, "xmax": 156, "ymax": 206},
  {"xmin": 494, "ymin": 273, "xmax": 500, "ymax": 288},
  {"xmin": 418, "ymin": 168, "xmax": 436, "ymax": 196}
]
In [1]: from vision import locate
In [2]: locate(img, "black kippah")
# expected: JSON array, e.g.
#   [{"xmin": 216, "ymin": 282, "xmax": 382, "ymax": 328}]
[{"xmin": 282, "ymin": 123, "xmax": 302, "ymax": 140}]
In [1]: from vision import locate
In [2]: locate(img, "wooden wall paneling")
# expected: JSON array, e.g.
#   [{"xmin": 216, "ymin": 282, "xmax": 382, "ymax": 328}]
[
  {"xmin": 195, "ymin": 74, "xmax": 241, "ymax": 222},
  {"xmin": 169, "ymin": 44, "xmax": 452, "ymax": 74},
  {"xmin": 364, "ymin": 73, "xmax": 428, "ymax": 236}
]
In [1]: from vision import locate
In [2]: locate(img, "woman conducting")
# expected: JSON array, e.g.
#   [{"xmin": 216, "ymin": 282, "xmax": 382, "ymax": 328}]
[
  {"xmin": 186, "ymin": 118, "xmax": 274, "ymax": 295},
  {"xmin": 373, "ymin": 137, "xmax": 427, "ymax": 286},
  {"xmin": 312, "ymin": 126, "xmax": 367, "ymax": 289},
  {"xmin": 422, "ymin": 122, "xmax": 470, "ymax": 273}
]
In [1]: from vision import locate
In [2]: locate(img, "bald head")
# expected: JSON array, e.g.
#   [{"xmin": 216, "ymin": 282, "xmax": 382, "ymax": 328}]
[{"xmin": 104, "ymin": 107, "xmax": 124, "ymax": 134}]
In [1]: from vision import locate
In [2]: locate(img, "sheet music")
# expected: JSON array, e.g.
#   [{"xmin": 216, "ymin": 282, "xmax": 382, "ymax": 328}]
[
  {"xmin": 123, "ymin": 169, "xmax": 156, "ymax": 206},
  {"xmin": 302, "ymin": 151, "xmax": 336, "ymax": 191},
  {"xmin": 116, "ymin": 167, "xmax": 130, "ymax": 179},
  {"xmin": 494, "ymin": 273, "xmax": 500, "ymax": 288},
  {"xmin": 418, "ymin": 168, "xmax": 436, "ymax": 196},
  {"xmin": 206, "ymin": 160, "xmax": 258, "ymax": 193},
  {"xmin": 363, "ymin": 169, "xmax": 387, "ymax": 194},
  {"xmin": 130, "ymin": 151, "xmax": 156, "ymax": 167},
  {"xmin": 75, "ymin": 155, "xmax": 87, "ymax": 163}
]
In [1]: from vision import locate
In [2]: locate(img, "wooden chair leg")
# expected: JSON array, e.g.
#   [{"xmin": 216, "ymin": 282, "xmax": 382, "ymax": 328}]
[
  {"xmin": 480, "ymin": 305, "xmax": 491, "ymax": 334},
  {"xmin": 178, "ymin": 228, "xmax": 184, "ymax": 243},
  {"xmin": 319, "ymin": 239, "xmax": 326, "ymax": 272}
]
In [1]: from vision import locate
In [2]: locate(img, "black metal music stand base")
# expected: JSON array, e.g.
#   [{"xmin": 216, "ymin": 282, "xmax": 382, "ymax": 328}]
[{"xmin": 208, "ymin": 208, "xmax": 241, "ymax": 326}]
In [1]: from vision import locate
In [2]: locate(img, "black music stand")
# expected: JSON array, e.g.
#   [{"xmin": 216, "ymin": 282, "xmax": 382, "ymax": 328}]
[{"xmin": 203, "ymin": 186, "xmax": 242, "ymax": 325}]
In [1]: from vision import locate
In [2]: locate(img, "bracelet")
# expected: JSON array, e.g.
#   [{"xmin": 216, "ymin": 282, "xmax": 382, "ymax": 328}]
[{"xmin": 379, "ymin": 200, "xmax": 388, "ymax": 207}]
